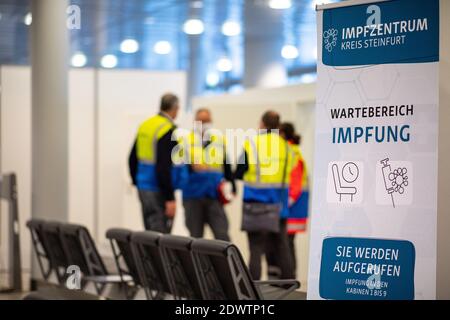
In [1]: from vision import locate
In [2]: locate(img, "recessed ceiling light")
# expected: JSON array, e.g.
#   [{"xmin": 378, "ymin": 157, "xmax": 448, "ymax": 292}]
[
  {"xmin": 120, "ymin": 39, "xmax": 139, "ymax": 54},
  {"xmin": 101, "ymin": 54, "xmax": 118, "ymax": 68},
  {"xmin": 144, "ymin": 16, "xmax": 155, "ymax": 25},
  {"xmin": 217, "ymin": 57, "xmax": 233, "ymax": 72},
  {"xmin": 222, "ymin": 21, "xmax": 241, "ymax": 37},
  {"xmin": 71, "ymin": 52, "xmax": 87, "ymax": 67},
  {"xmin": 183, "ymin": 19, "xmax": 204, "ymax": 35},
  {"xmin": 299, "ymin": 73, "xmax": 317, "ymax": 83},
  {"xmin": 191, "ymin": 1, "xmax": 203, "ymax": 9},
  {"xmin": 311, "ymin": 0, "xmax": 332, "ymax": 9},
  {"xmin": 269, "ymin": 0, "xmax": 292, "ymax": 10},
  {"xmin": 206, "ymin": 72, "xmax": 220, "ymax": 87},
  {"xmin": 281, "ymin": 45, "xmax": 299, "ymax": 59},
  {"xmin": 154, "ymin": 41, "xmax": 172, "ymax": 55},
  {"xmin": 24, "ymin": 12, "xmax": 32, "ymax": 26}
]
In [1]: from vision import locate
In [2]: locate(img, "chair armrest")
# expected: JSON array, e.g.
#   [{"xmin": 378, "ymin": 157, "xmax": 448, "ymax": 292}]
[
  {"xmin": 23, "ymin": 287, "xmax": 105, "ymax": 300},
  {"xmin": 255, "ymin": 279, "xmax": 300, "ymax": 287},
  {"xmin": 254, "ymin": 279, "xmax": 301, "ymax": 300},
  {"xmin": 83, "ymin": 274, "xmax": 133, "ymax": 284}
]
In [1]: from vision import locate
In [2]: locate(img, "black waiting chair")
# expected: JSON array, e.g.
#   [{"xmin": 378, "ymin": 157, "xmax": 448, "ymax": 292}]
[
  {"xmin": 106, "ymin": 228, "xmax": 141, "ymax": 299},
  {"xmin": 130, "ymin": 231, "xmax": 172, "ymax": 300},
  {"xmin": 159, "ymin": 234, "xmax": 202, "ymax": 300},
  {"xmin": 191, "ymin": 238, "xmax": 301, "ymax": 300},
  {"xmin": 58, "ymin": 223, "xmax": 132, "ymax": 296},
  {"xmin": 26, "ymin": 219, "xmax": 54, "ymax": 282},
  {"xmin": 39, "ymin": 221, "xmax": 71, "ymax": 285},
  {"xmin": 23, "ymin": 286, "xmax": 104, "ymax": 300}
]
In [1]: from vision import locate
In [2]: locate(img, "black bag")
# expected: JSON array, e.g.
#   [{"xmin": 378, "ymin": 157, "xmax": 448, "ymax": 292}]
[
  {"xmin": 241, "ymin": 140, "xmax": 289, "ymax": 233},
  {"xmin": 242, "ymin": 202, "xmax": 282, "ymax": 233}
]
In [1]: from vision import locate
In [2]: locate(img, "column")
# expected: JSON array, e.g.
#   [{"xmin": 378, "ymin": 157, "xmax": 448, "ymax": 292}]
[
  {"xmin": 187, "ymin": 36, "xmax": 206, "ymax": 111},
  {"xmin": 243, "ymin": 1, "xmax": 287, "ymax": 89},
  {"xmin": 31, "ymin": 0, "xmax": 69, "ymax": 223}
]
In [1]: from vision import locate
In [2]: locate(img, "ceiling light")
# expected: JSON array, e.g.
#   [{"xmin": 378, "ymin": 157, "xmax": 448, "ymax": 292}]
[
  {"xmin": 311, "ymin": 0, "xmax": 332, "ymax": 9},
  {"xmin": 144, "ymin": 17, "xmax": 155, "ymax": 25},
  {"xmin": 183, "ymin": 19, "xmax": 204, "ymax": 35},
  {"xmin": 206, "ymin": 72, "xmax": 220, "ymax": 87},
  {"xmin": 299, "ymin": 73, "xmax": 317, "ymax": 83},
  {"xmin": 269, "ymin": 0, "xmax": 292, "ymax": 10},
  {"xmin": 71, "ymin": 52, "xmax": 87, "ymax": 67},
  {"xmin": 217, "ymin": 57, "xmax": 233, "ymax": 72},
  {"xmin": 120, "ymin": 39, "xmax": 139, "ymax": 54},
  {"xmin": 101, "ymin": 54, "xmax": 118, "ymax": 68},
  {"xmin": 24, "ymin": 12, "xmax": 32, "ymax": 26},
  {"xmin": 191, "ymin": 1, "xmax": 203, "ymax": 9},
  {"xmin": 153, "ymin": 41, "xmax": 172, "ymax": 55},
  {"xmin": 281, "ymin": 45, "xmax": 299, "ymax": 59},
  {"xmin": 312, "ymin": 47, "xmax": 318, "ymax": 60},
  {"xmin": 222, "ymin": 21, "xmax": 241, "ymax": 37}
]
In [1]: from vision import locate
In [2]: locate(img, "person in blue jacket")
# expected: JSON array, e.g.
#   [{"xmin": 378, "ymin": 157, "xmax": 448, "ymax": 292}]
[
  {"xmin": 181, "ymin": 108, "xmax": 235, "ymax": 241},
  {"xmin": 128, "ymin": 93, "xmax": 187, "ymax": 233}
]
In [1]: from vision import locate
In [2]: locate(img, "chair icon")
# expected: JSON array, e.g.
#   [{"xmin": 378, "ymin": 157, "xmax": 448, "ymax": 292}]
[{"xmin": 332, "ymin": 163, "xmax": 357, "ymax": 202}]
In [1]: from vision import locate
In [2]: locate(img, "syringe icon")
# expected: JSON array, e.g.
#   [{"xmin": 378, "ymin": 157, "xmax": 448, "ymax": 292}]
[{"xmin": 380, "ymin": 158, "xmax": 395, "ymax": 208}]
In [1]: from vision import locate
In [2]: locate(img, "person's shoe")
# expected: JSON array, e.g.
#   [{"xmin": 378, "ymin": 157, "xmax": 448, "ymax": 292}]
[{"xmin": 267, "ymin": 265, "xmax": 282, "ymax": 280}]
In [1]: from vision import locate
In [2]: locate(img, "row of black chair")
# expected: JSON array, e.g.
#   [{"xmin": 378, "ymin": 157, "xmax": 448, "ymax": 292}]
[
  {"xmin": 26, "ymin": 220, "xmax": 134, "ymax": 298},
  {"xmin": 27, "ymin": 219, "xmax": 301, "ymax": 300},
  {"xmin": 109, "ymin": 229, "xmax": 301, "ymax": 300}
]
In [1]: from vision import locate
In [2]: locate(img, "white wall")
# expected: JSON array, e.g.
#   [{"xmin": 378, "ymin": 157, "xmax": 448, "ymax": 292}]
[
  {"xmin": 0, "ymin": 66, "xmax": 32, "ymax": 286},
  {"xmin": 437, "ymin": 0, "xmax": 450, "ymax": 300},
  {"xmin": 0, "ymin": 66, "xmax": 187, "ymax": 282},
  {"xmin": 192, "ymin": 83, "xmax": 316, "ymax": 289},
  {"xmin": 68, "ymin": 69, "xmax": 96, "ymax": 231},
  {"xmin": 96, "ymin": 70, "xmax": 187, "ymax": 252}
]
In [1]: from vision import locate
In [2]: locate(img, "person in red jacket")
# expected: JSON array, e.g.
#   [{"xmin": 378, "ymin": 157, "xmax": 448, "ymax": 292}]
[{"xmin": 266, "ymin": 122, "xmax": 309, "ymax": 279}]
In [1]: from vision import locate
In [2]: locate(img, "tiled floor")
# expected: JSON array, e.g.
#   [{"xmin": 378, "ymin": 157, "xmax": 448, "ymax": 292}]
[
  {"xmin": 0, "ymin": 291, "xmax": 28, "ymax": 300},
  {"xmin": 0, "ymin": 272, "xmax": 30, "ymax": 299}
]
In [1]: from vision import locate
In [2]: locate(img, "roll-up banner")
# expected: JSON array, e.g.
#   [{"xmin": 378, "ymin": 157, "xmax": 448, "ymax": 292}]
[{"xmin": 308, "ymin": 0, "xmax": 439, "ymax": 300}]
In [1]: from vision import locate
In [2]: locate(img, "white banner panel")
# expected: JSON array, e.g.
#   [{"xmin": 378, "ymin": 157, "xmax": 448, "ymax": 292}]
[{"xmin": 308, "ymin": 0, "xmax": 439, "ymax": 300}]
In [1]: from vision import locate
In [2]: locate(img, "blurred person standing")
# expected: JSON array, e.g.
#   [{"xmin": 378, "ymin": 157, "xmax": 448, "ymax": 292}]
[
  {"xmin": 181, "ymin": 108, "xmax": 235, "ymax": 241},
  {"xmin": 234, "ymin": 111, "xmax": 295, "ymax": 280},
  {"xmin": 266, "ymin": 123, "xmax": 309, "ymax": 279},
  {"xmin": 128, "ymin": 93, "xmax": 187, "ymax": 233}
]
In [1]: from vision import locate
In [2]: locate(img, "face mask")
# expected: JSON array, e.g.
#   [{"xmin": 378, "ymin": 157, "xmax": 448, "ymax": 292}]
[{"xmin": 202, "ymin": 122, "xmax": 213, "ymax": 133}]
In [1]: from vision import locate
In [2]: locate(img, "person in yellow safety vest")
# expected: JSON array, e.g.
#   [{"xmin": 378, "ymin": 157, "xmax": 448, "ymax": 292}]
[
  {"xmin": 266, "ymin": 123, "xmax": 309, "ymax": 280},
  {"xmin": 181, "ymin": 108, "xmax": 236, "ymax": 241},
  {"xmin": 234, "ymin": 111, "xmax": 295, "ymax": 280},
  {"xmin": 128, "ymin": 93, "xmax": 188, "ymax": 233}
]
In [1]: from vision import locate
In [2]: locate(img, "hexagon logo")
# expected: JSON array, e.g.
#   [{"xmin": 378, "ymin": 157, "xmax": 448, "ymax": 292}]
[{"xmin": 323, "ymin": 28, "xmax": 338, "ymax": 52}]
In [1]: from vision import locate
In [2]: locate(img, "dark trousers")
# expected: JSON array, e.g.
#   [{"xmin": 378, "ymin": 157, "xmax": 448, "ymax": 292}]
[
  {"xmin": 266, "ymin": 233, "xmax": 297, "ymax": 278},
  {"xmin": 138, "ymin": 190, "xmax": 172, "ymax": 233},
  {"xmin": 288, "ymin": 234, "xmax": 296, "ymax": 272},
  {"xmin": 183, "ymin": 198, "xmax": 230, "ymax": 241},
  {"xmin": 247, "ymin": 219, "xmax": 294, "ymax": 280}
]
